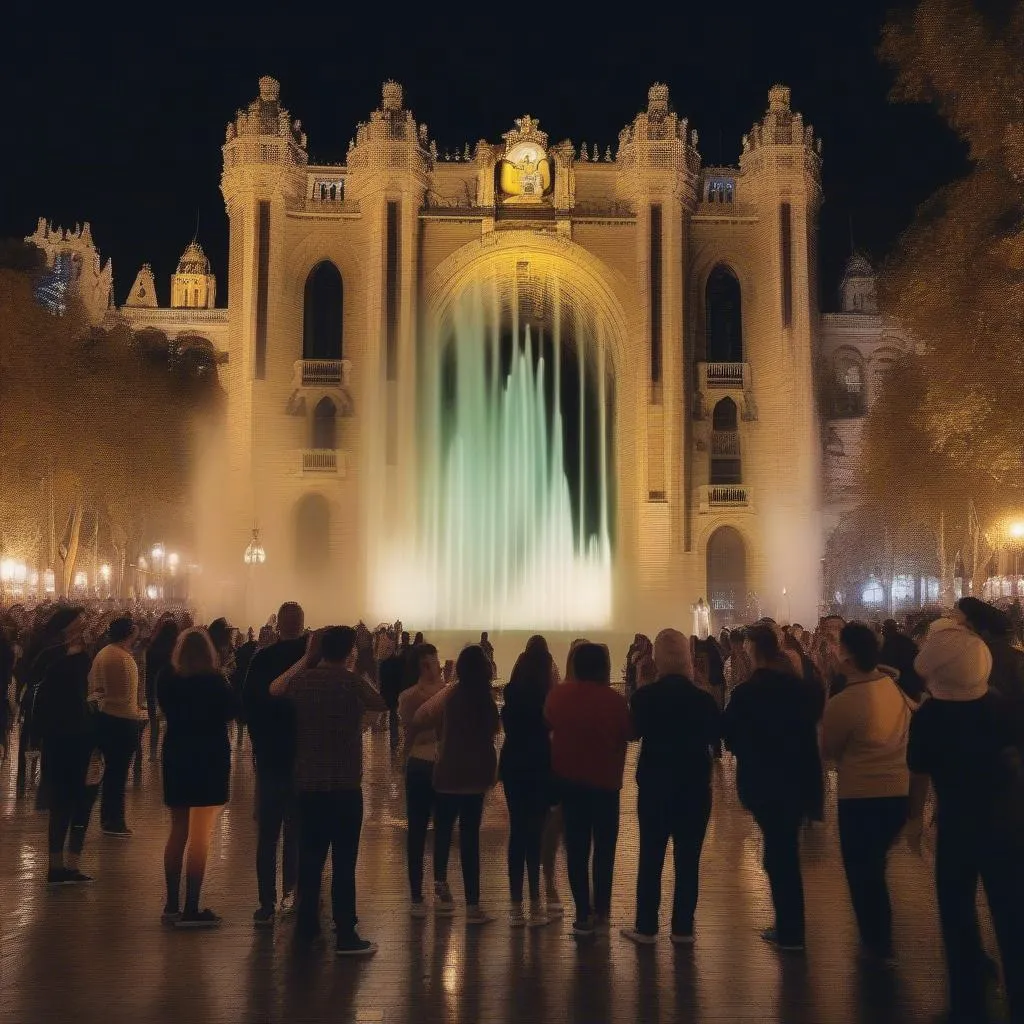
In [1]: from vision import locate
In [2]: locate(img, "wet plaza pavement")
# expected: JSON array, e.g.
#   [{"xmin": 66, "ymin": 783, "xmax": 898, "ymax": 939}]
[{"xmin": 0, "ymin": 726, "xmax": 978, "ymax": 1023}]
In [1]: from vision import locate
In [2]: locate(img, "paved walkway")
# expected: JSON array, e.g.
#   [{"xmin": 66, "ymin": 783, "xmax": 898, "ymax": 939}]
[{"xmin": 0, "ymin": 728, "xmax": 980, "ymax": 1023}]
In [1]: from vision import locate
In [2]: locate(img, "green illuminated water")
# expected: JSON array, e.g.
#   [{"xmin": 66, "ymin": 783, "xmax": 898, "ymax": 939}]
[{"xmin": 412, "ymin": 281, "xmax": 612, "ymax": 629}]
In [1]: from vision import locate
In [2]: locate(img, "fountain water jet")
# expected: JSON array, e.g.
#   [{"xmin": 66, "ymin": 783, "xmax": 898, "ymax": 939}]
[{"xmin": 376, "ymin": 275, "xmax": 614, "ymax": 630}]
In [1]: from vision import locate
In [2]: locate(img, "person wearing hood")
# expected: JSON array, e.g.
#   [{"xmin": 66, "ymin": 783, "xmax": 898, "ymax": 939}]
[
  {"xmin": 908, "ymin": 618, "xmax": 1024, "ymax": 1024},
  {"xmin": 722, "ymin": 623, "xmax": 823, "ymax": 952},
  {"xmin": 620, "ymin": 629, "xmax": 720, "ymax": 947},
  {"xmin": 955, "ymin": 596, "xmax": 1024, "ymax": 702}
]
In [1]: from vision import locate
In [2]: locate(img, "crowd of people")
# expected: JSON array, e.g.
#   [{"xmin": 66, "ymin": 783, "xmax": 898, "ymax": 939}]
[{"xmin": 1, "ymin": 596, "xmax": 1023, "ymax": 1021}]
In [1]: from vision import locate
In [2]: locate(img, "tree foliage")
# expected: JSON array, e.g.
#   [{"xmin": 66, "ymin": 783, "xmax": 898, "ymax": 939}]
[
  {"xmin": 861, "ymin": 0, "xmax": 1024, "ymax": 571},
  {"xmin": 0, "ymin": 244, "xmax": 223, "ymax": 592}
]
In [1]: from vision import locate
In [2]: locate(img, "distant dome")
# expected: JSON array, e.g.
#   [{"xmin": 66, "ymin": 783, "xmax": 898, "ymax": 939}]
[
  {"xmin": 844, "ymin": 251, "xmax": 874, "ymax": 278},
  {"xmin": 177, "ymin": 240, "xmax": 210, "ymax": 275}
]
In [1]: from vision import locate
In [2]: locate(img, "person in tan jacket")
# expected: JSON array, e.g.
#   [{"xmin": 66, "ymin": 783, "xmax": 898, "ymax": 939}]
[
  {"xmin": 821, "ymin": 622, "xmax": 916, "ymax": 964},
  {"xmin": 88, "ymin": 616, "xmax": 146, "ymax": 836}
]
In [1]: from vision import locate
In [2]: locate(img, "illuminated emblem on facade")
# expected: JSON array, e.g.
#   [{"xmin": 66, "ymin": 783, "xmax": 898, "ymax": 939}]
[{"xmin": 498, "ymin": 115, "xmax": 553, "ymax": 201}]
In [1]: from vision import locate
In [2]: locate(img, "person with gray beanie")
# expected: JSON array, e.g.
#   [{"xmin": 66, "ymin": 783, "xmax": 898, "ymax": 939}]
[
  {"xmin": 620, "ymin": 628, "xmax": 720, "ymax": 947},
  {"xmin": 908, "ymin": 618, "xmax": 1024, "ymax": 1023}
]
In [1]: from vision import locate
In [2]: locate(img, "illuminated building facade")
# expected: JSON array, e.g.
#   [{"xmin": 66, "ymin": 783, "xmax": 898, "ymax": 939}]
[{"xmin": 32, "ymin": 77, "xmax": 833, "ymax": 631}]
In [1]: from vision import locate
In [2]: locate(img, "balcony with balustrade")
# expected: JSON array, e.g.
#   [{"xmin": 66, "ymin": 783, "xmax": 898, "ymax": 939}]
[
  {"xmin": 292, "ymin": 358, "xmax": 352, "ymax": 389},
  {"xmin": 299, "ymin": 449, "xmax": 348, "ymax": 477},
  {"xmin": 698, "ymin": 484, "xmax": 752, "ymax": 512},
  {"xmin": 697, "ymin": 361, "xmax": 751, "ymax": 393}
]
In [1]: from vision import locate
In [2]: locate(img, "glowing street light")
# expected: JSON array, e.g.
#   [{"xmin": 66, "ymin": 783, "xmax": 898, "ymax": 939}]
[
  {"xmin": 1011, "ymin": 522, "xmax": 1024, "ymax": 539},
  {"xmin": 100, "ymin": 563, "xmax": 112, "ymax": 583},
  {"xmin": 0, "ymin": 558, "xmax": 14, "ymax": 583},
  {"xmin": 168, "ymin": 552, "xmax": 179, "ymax": 573}
]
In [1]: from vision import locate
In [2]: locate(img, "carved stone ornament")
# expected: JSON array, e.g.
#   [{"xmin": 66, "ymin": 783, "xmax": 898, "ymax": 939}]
[{"xmin": 741, "ymin": 390, "xmax": 758, "ymax": 421}]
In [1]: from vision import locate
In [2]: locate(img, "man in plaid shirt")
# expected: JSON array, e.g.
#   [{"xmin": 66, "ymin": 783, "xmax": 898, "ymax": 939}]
[{"xmin": 270, "ymin": 625, "xmax": 386, "ymax": 957}]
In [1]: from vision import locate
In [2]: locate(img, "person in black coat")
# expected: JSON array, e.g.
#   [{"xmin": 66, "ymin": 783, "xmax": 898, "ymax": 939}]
[
  {"xmin": 499, "ymin": 635, "xmax": 557, "ymax": 926},
  {"xmin": 145, "ymin": 617, "xmax": 179, "ymax": 761},
  {"xmin": 157, "ymin": 627, "xmax": 238, "ymax": 928},
  {"xmin": 380, "ymin": 632, "xmax": 410, "ymax": 754},
  {"xmin": 242, "ymin": 602, "xmax": 308, "ymax": 925},
  {"xmin": 621, "ymin": 628, "xmax": 720, "ymax": 946},
  {"xmin": 722, "ymin": 623, "xmax": 823, "ymax": 952},
  {"xmin": 30, "ymin": 607, "xmax": 98, "ymax": 885},
  {"xmin": 879, "ymin": 620, "xmax": 924, "ymax": 701}
]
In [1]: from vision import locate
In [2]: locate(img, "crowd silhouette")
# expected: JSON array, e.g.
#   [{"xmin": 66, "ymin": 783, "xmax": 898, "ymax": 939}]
[{"xmin": 1, "ymin": 596, "xmax": 1023, "ymax": 1020}]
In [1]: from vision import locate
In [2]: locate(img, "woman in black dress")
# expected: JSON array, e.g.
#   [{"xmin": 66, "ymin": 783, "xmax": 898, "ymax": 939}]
[{"xmin": 157, "ymin": 627, "xmax": 238, "ymax": 928}]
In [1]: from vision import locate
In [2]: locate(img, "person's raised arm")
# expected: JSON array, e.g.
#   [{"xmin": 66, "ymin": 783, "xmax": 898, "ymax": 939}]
[{"xmin": 269, "ymin": 629, "xmax": 322, "ymax": 698}]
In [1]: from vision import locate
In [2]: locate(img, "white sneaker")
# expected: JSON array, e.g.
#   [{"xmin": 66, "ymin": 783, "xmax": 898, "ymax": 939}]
[
  {"xmin": 545, "ymin": 893, "xmax": 565, "ymax": 918},
  {"xmin": 410, "ymin": 899, "xmax": 428, "ymax": 919},
  {"xmin": 620, "ymin": 927, "xmax": 657, "ymax": 946},
  {"xmin": 465, "ymin": 905, "xmax": 496, "ymax": 926},
  {"xmin": 278, "ymin": 893, "xmax": 296, "ymax": 915},
  {"xmin": 509, "ymin": 902, "xmax": 527, "ymax": 928},
  {"xmin": 670, "ymin": 932, "xmax": 695, "ymax": 946},
  {"xmin": 434, "ymin": 881, "xmax": 455, "ymax": 916}
]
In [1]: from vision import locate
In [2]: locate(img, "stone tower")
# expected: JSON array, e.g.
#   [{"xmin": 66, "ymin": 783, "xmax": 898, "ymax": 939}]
[
  {"xmin": 217, "ymin": 76, "xmax": 309, "ymax": 623},
  {"xmin": 735, "ymin": 84, "xmax": 823, "ymax": 622},
  {"xmin": 615, "ymin": 84, "xmax": 701, "ymax": 614},
  {"xmin": 344, "ymin": 81, "xmax": 431, "ymax": 608}
]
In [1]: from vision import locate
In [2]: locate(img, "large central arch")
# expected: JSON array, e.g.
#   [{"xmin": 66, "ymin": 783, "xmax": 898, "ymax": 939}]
[{"xmin": 371, "ymin": 232, "xmax": 640, "ymax": 630}]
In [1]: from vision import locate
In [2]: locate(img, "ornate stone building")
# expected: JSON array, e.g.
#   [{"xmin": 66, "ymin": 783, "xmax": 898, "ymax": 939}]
[{"xmin": 33, "ymin": 76, "xmax": 832, "ymax": 631}]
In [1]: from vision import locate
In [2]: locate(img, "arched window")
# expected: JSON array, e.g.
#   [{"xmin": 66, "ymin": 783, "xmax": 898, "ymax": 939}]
[
  {"xmin": 295, "ymin": 493, "xmax": 330, "ymax": 575},
  {"xmin": 832, "ymin": 351, "xmax": 865, "ymax": 418},
  {"xmin": 303, "ymin": 261, "xmax": 344, "ymax": 361},
  {"xmin": 710, "ymin": 397, "xmax": 741, "ymax": 484},
  {"xmin": 313, "ymin": 397, "xmax": 337, "ymax": 450},
  {"xmin": 706, "ymin": 526, "xmax": 746, "ymax": 621},
  {"xmin": 705, "ymin": 265, "xmax": 743, "ymax": 363},
  {"xmin": 193, "ymin": 286, "xmax": 200, "ymax": 307}
]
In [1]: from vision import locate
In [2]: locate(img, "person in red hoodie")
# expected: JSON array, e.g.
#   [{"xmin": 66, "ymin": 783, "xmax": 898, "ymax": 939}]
[{"xmin": 544, "ymin": 641, "xmax": 631, "ymax": 937}]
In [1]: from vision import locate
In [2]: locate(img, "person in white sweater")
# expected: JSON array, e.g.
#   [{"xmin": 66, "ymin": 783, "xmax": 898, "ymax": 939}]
[{"xmin": 821, "ymin": 621, "xmax": 916, "ymax": 964}]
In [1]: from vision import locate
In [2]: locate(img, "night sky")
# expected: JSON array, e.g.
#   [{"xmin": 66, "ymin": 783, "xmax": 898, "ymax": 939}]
[{"xmin": 3, "ymin": 2, "xmax": 967, "ymax": 309}]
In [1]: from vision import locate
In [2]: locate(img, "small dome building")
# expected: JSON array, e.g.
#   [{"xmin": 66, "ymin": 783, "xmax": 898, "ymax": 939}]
[{"xmin": 171, "ymin": 240, "xmax": 216, "ymax": 308}]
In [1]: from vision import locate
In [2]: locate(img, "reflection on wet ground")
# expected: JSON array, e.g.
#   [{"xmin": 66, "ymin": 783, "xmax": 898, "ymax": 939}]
[{"xmin": 0, "ymin": 728, "xmax": 959, "ymax": 1023}]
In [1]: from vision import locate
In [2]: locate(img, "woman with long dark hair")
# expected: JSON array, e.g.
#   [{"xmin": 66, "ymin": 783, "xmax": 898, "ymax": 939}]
[
  {"xmin": 158, "ymin": 627, "xmax": 238, "ymax": 928},
  {"xmin": 500, "ymin": 635, "xmax": 558, "ymax": 926},
  {"xmin": 413, "ymin": 644, "xmax": 499, "ymax": 924}
]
